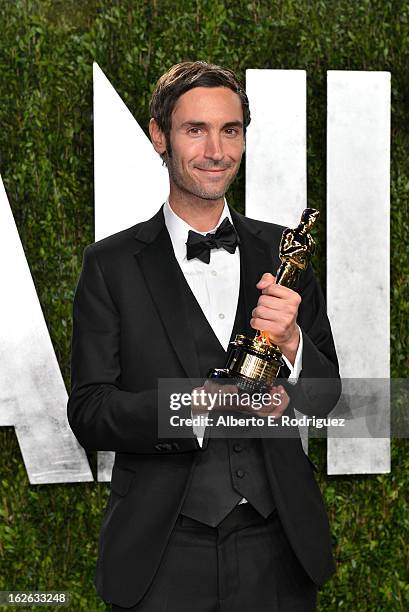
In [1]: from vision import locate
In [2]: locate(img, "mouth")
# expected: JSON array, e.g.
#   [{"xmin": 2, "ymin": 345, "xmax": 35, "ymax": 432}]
[{"xmin": 194, "ymin": 167, "xmax": 229, "ymax": 175}]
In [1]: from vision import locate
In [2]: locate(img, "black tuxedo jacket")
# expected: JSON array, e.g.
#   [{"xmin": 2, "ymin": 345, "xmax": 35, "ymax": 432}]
[{"xmin": 67, "ymin": 205, "xmax": 341, "ymax": 608}]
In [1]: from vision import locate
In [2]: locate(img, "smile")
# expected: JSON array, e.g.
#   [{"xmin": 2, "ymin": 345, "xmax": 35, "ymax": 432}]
[{"xmin": 195, "ymin": 168, "xmax": 229, "ymax": 174}]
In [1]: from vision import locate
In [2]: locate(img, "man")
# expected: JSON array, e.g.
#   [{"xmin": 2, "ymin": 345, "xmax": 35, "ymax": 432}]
[{"xmin": 67, "ymin": 61, "xmax": 340, "ymax": 611}]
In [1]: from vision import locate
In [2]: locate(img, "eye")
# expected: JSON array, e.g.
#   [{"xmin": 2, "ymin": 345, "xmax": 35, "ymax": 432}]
[
  {"xmin": 224, "ymin": 128, "xmax": 240, "ymax": 137},
  {"xmin": 188, "ymin": 127, "xmax": 203, "ymax": 136}
]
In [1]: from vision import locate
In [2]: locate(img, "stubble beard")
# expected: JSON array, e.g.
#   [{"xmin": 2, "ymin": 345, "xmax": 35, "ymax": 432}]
[{"xmin": 166, "ymin": 154, "xmax": 239, "ymax": 202}]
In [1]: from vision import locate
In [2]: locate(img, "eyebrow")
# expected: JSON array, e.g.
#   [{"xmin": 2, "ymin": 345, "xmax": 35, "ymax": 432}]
[{"xmin": 180, "ymin": 120, "xmax": 244, "ymax": 129}]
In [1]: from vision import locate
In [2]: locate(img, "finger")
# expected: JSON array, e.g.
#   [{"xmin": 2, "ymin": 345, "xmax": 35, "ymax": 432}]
[
  {"xmin": 267, "ymin": 385, "xmax": 286, "ymax": 405},
  {"xmin": 257, "ymin": 294, "xmax": 283, "ymax": 309},
  {"xmin": 260, "ymin": 284, "xmax": 301, "ymax": 302},
  {"xmin": 220, "ymin": 385, "xmax": 240, "ymax": 395},
  {"xmin": 252, "ymin": 305, "xmax": 296, "ymax": 323},
  {"xmin": 269, "ymin": 387, "xmax": 289, "ymax": 416},
  {"xmin": 204, "ymin": 381, "xmax": 238, "ymax": 393},
  {"xmin": 250, "ymin": 318, "xmax": 286, "ymax": 339},
  {"xmin": 270, "ymin": 385, "xmax": 287, "ymax": 399},
  {"xmin": 256, "ymin": 273, "xmax": 276, "ymax": 289},
  {"xmin": 257, "ymin": 386, "xmax": 288, "ymax": 411},
  {"xmin": 256, "ymin": 295, "xmax": 289, "ymax": 313},
  {"xmin": 257, "ymin": 292, "xmax": 299, "ymax": 309}
]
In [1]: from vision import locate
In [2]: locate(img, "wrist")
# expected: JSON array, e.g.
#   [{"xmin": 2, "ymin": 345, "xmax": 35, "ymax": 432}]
[{"xmin": 278, "ymin": 327, "xmax": 300, "ymax": 366}]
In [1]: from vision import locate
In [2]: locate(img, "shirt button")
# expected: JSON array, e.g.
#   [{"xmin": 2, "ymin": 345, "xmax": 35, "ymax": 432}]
[
  {"xmin": 218, "ymin": 313, "xmax": 225, "ymax": 319},
  {"xmin": 236, "ymin": 469, "xmax": 245, "ymax": 478},
  {"xmin": 211, "ymin": 270, "xmax": 217, "ymax": 276},
  {"xmin": 233, "ymin": 443, "xmax": 243, "ymax": 452}
]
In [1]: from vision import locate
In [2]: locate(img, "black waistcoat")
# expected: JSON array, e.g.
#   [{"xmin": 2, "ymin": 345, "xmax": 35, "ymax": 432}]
[{"xmin": 179, "ymin": 256, "xmax": 276, "ymax": 527}]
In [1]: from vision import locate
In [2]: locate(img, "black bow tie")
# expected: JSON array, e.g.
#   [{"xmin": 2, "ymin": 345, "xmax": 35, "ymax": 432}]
[{"xmin": 186, "ymin": 217, "xmax": 240, "ymax": 264}]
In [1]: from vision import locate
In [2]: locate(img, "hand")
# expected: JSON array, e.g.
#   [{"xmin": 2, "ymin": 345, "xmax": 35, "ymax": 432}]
[
  {"xmin": 250, "ymin": 272, "xmax": 301, "ymax": 365},
  {"xmin": 191, "ymin": 381, "xmax": 289, "ymax": 419},
  {"xmin": 236, "ymin": 384, "xmax": 289, "ymax": 418},
  {"xmin": 191, "ymin": 381, "xmax": 241, "ymax": 415}
]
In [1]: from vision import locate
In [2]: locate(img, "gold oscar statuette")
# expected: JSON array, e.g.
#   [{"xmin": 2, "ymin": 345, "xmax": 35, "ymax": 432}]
[{"xmin": 207, "ymin": 208, "xmax": 320, "ymax": 392}]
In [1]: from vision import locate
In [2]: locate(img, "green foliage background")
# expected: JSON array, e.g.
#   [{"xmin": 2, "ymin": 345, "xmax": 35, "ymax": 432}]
[{"xmin": 0, "ymin": 0, "xmax": 408, "ymax": 610}]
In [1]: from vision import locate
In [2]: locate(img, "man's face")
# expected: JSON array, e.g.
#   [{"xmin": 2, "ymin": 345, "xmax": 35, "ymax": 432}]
[{"xmin": 165, "ymin": 86, "xmax": 245, "ymax": 201}]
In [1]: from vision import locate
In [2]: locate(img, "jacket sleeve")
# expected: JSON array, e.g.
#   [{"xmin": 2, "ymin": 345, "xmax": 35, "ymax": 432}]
[
  {"xmin": 284, "ymin": 263, "xmax": 342, "ymax": 417},
  {"xmin": 67, "ymin": 245, "xmax": 203, "ymax": 454}
]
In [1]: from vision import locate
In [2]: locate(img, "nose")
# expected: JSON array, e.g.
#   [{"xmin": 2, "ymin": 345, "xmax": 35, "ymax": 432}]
[{"xmin": 204, "ymin": 131, "xmax": 224, "ymax": 161}]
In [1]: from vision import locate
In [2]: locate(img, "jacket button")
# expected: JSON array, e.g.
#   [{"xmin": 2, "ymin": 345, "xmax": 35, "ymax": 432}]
[
  {"xmin": 233, "ymin": 443, "xmax": 243, "ymax": 452},
  {"xmin": 236, "ymin": 469, "xmax": 245, "ymax": 478}
]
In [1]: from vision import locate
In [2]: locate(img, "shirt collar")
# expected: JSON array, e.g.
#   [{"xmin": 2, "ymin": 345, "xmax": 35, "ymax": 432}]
[{"xmin": 163, "ymin": 197, "xmax": 233, "ymax": 263}]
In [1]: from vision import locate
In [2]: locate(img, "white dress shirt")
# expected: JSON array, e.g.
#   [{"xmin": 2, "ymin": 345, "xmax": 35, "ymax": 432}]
[
  {"xmin": 164, "ymin": 199, "xmax": 240, "ymax": 351},
  {"xmin": 163, "ymin": 198, "xmax": 303, "ymax": 504}
]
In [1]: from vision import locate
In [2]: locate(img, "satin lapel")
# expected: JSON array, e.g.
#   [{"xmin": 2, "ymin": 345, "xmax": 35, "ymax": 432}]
[
  {"xmin": 133, "ymin": 209, "xmax": 201, "ymax": 379},
  {"xmin": 230, "ymin": 208, "xmax": 277, "ymax": 338}
]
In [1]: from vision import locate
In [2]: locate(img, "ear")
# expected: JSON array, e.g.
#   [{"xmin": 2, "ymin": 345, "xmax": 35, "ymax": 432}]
[{"xmin": 149, "ymin": 118, "xmax": 167, "ymax": 156}]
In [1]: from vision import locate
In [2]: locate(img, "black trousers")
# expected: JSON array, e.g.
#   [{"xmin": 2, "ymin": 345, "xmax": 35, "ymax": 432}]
[{"xmin": 111, "ymin": 503, "xmax": 317, "ymax": 612}]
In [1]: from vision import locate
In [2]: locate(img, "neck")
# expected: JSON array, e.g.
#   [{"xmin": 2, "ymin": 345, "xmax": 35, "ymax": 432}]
[{"xmin": 168, "ymin": 187, "xmax": 225, "ymax": 232}]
